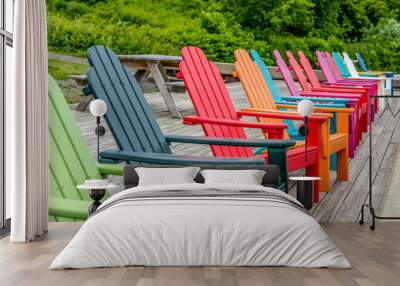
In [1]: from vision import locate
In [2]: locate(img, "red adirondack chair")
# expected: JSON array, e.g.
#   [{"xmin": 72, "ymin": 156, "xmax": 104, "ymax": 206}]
[
  {"xmin": 177, "ymin": 46, "xmax": 331, "ymax": 200},
  {"xmin": 286, "ymin": 51, "xmax": 367, "ymax": 142}
]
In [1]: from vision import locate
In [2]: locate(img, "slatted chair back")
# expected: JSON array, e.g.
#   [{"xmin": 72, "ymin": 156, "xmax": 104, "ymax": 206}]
[
  {"xmin": 249, "ymin": 49, "xmax": 313, "ymax": 137},
  {"xmin": 315, "ymin": 51, "xmax": 337, "ymax": 83},
  {"xmin": 356, "ymin": 52, "xmax": 369, "ymax": 72},
  {"xmin": 249, "ymin": 50, "xmax": 282, "ymax": 102},
  {"xmin": 330, "ymin": 52, "xmax": 350, "ymax": 78},
  {"xmin": 273, "ymin": 50, "xmax": 301, "ymax": 97},
  {"xmin": 298, "ymin": 51, "xmax": 322, "ymax": 88},
  {"xmin": 234, "ymin": 49, "xmax": 290, "ymax": 139},
  {"xmin": 179, "ymin": 46, "xmax": 254, "ymax": 158},
  {"xmin": 48, "ymin": 75, "xmax": 97, "ymax": 219},
  {"xmin": 286, "ymin": 51, "xmax": 312, "ymax": 91},
  {"xmin": 86, "ymin": 46, "xmax": 172, "ymax": 155},
  {"xmin": 342, "ymin": 52, "xmax": 360, "ymax": 78}
]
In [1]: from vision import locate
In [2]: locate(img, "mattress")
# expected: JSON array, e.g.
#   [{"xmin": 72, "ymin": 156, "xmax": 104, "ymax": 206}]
[{"xmin": 50, "ymin": 183, "xmax": 350, "ymax": 269}]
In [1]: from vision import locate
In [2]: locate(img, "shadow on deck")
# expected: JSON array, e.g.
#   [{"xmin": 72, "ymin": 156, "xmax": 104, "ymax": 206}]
[{"xmin": 71, "ymin": 81, "xmax": 400, "ymax": 223}]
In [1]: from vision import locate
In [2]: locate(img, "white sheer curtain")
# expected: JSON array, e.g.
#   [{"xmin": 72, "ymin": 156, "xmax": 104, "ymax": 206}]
[{"xmin": 8, "ymin": 0, "xmax": 48, "ymax": 242}]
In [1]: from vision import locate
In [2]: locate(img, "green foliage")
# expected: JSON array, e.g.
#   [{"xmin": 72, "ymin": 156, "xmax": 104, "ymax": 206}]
[
  {"xmin": 269, "ymin": 0, "xmax": 315, "ymax": 36},
  {"xmin": 47, "ymin": 0, "xmax": 400, "ymax": 72},
  {"xmin": 48, "ymin": 58, "xmax": 88, "ymax": 80}
]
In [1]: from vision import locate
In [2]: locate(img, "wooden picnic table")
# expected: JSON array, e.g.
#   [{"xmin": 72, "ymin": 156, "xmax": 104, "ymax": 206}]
[{"xmin": 72, "ymin": 54, "xmax": 236, "ymax": 118}]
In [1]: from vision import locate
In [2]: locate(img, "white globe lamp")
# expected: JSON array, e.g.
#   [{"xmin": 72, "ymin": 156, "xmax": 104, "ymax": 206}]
[
  {"xmin": 90, "ymin": 100, "xmax": 107, "ymax": 161},
  {"xmin": 297, "ymin": 100, "xmax": 314, "ymax": 163}
]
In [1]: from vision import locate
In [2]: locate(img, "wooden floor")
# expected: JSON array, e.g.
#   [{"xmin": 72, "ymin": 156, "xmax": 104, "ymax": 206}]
[
  {"xmin": 72, "ymin": 81, "xmax": 400, "ymax": 223},
  {"xmin": 1, "ymin": 222, "xmax": 400, "ymax": 286}
]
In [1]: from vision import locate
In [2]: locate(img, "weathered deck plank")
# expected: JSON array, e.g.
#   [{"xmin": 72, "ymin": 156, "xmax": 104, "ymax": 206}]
[{"xmin": 71, "ymin": 81, "xmax": 400, "ymax": 222}]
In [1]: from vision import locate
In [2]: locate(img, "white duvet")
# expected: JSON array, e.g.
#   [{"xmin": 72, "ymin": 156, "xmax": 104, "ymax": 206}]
[{"xmin": 50, "ymin": 183, "xmax": 350, "ymax": 269}]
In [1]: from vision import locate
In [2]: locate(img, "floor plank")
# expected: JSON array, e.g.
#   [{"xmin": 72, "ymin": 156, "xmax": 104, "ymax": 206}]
[{"xmin": 1, "ymin": 222, "xmax": 400, "ymax": 286}]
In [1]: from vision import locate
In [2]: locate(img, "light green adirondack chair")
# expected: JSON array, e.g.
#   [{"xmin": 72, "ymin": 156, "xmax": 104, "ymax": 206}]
[{"xmin": 48, "ymin": 75, "xmax": 122, "ymax": 221}]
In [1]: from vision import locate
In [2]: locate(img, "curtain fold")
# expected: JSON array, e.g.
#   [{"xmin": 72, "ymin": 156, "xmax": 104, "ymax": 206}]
[{"xmin": 8, "ymin": 0, "xmax": 48, "ymax": 242}]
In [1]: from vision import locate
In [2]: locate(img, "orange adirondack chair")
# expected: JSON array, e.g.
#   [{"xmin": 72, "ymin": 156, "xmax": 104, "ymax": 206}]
[{"xmin": 233, "ymin": 49, "xmax": 353, "ymax": 193}]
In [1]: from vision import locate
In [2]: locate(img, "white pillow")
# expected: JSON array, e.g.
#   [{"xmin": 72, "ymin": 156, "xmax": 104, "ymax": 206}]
[
  {"xmin": 200, "ymin": 169, "xmax": 266, "ymax": 185},
  {"xmin": 136, "ymin": 167, "xmax": 200, "ymax": 186}
]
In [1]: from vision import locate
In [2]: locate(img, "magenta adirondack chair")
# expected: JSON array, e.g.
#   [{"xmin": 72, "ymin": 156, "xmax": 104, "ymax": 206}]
[
  {"xmin": 274, "ymin": 50, "xmax": 361, "ymax": 157},
  {"xmin": 177, "ymin": 46, "xmax": 332, "ymax": 198},
  {"xmin": 286, "ymin": 51, "xmax": 367, "ymax": 143},
  {"xmin": 317, "ymin": 51, "xmax": 378, "ymax": 120}
]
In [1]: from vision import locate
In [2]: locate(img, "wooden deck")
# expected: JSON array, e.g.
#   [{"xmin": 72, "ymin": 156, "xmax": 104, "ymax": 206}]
[{"xmin": 72, "ymin": 81, "xmax": 400, "ymax": 223}]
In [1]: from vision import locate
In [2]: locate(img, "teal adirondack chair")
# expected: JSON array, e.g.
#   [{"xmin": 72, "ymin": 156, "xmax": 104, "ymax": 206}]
[
  {"xmin": 48, "ymin": 75, "xmax": 122, "ymax": 221},
  {"xmin": 83, "ymin": 46, "xmax": 296, "ymax": 190},
  {"xmin": 331, "ymin": 52, "xmax": 352, "ymax": 78}
]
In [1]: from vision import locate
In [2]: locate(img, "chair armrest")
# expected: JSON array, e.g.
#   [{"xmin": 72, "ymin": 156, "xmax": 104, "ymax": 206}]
[
  {"xmin": 357, "ymin": 72, "xmax": 383, "ymax": 77},
  {"xmin": 97, "ymin": 163, "xmax": 123, "ymax": 176},
  {"xmin": 310, "ymin": 87, "xmax": 367, "ymax": 95},
  {"xmin": 280, "ymin": 96, "xmax": 350, "ymax": 104},
  {"xmin": 238, "ymin": 109, "xmax": 329, "ymax": 122},
  {"xmin": 276, "ymin": 100, "xmax": 345, "ymax": 109},
  {"xmin": 275, "ymin": 104, "xmax": 354, "ymax": 114},
  {"xmin": 49, "ymin": 198, "xmax": 90, "ymax": 220},
  {"xmin": 182, "ymin": 116, "xmax": 287, "ymax": 138},
  {"xmin": 99, "ymin": 150, "xmax": 266, "ymax": 167},
  {"xmin": 300, "ymin": 91, "xmax": 362, "ymax": 99},
  {"xmin": 82, "ymin": 86, "xmax": 93, "ymax": 96},
  {"xmin": 322, "ymin": 83, "xmax": 368, "ymax": 90},
  {"xmin": 165, "ymin": 135, "xmax": 296, "ymax": 148}
]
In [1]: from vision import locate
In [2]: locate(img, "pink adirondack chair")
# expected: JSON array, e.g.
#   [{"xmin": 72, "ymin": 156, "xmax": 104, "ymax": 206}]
[{"xmin": 317, "ymin": 51, "xmax": 378, "ymax": 120}]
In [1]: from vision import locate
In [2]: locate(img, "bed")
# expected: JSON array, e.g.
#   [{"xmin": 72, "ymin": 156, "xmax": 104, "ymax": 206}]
[{"xmin": 50, "ymin": 165, "xmax": 350, "ymax": 269}]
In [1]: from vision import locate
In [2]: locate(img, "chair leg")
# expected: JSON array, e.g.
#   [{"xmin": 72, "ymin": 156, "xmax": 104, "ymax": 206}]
[
  {"xmin": 318, "ymin": 155, "xmax": 330, "ymax": 194},
  {"xmin": 336, "ymin": 147, "xmax": 349, "ymax": 181},
  {"xmin": 305, "ymin": 163, "xmax": 320, "ymax": 203},
  {"xmin": 348, "ymin": 113, "xmax": 356, "ymax": 158},
  {"xmin": 362, "ymin": 109, "xmax": 368, "ymax": 133}
]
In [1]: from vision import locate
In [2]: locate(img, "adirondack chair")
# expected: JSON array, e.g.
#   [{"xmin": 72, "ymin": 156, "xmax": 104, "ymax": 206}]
[
  {"xmin": 177, "ymin": 46, "xmax": 331, "ymax": 200},
  {"xmin": 250, "ymin": 49, "xmax": 358, "ymax": 158},
  {"xmin": 83, "ymin": 45, "xmax": 296, "ymax": 191},
  {"xmin": 325, "ymin": 52, "xmax": 379, "ymax": 91},
  {"xmin": 356, "ymin": 52, "xmax": 398, "ymax": 80},
  {"xmin": 342, "ymin": 52, "xmax": 393, "ymax": 97},
  {"xmin": 316, "ymin": 51, "xmax": 378, "ymax": 120},
  {"xmin": 285, "ymin": 50, "xmax": 367, "ymax": 142},
  {"xmin": 48, "ymin": 75, "xmax": 123, "ymax": 221},
  {"xmin": 298, "ymin": 50, "xmax": 370, "ymax": 139},
  {"xmin": 334, "ymin": 51, "xmax": 383, "ymax": 78},
  {"xmin": 346, "ymin": 53, "xmax": 382, "ymax": 77},
  {"xmin": 273, "ymin": 50, "xmax": 364, "ymax": 152},
  {"xmin": 327, "ymin": 51, "xmax": 380, "ymax": 116},
  {"xmin": 356, "ymin": 52, "xmax": 370, "ymax": 72},
  {"xmin": 233, "ymin": 49, "xmax": 351, "ymax": 193}
]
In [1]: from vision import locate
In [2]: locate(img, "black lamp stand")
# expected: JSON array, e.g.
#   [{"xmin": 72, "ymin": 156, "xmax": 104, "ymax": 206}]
[
  {"xmin": 95, "ymin": 116, "xmax": 106, "ymax": 162},
  {"xmin": 299, "ymin": 116, "xmax": 309, "ymax": 162},
  {"xmin": 359, "ymin": 95, "xmax": 400, "ymax": 230}
]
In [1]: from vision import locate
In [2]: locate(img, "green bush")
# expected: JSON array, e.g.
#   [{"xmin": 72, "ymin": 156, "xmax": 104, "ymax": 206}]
[{"xmin": 47, "ymin": 0, "xmax": 400, "ymax": 72}]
